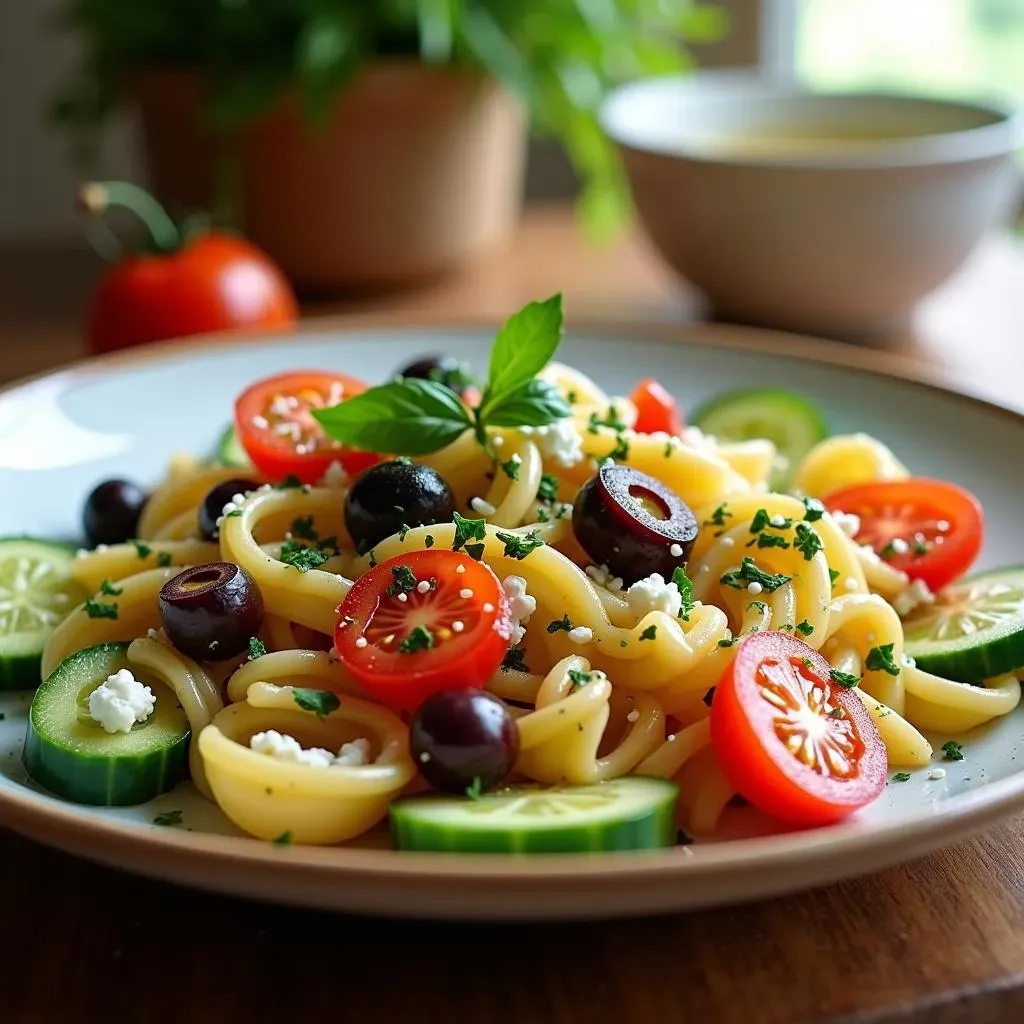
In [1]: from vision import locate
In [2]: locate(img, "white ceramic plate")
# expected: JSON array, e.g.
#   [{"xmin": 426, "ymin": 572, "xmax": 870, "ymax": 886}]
[{"xmin": 1, "ymin": 319, "xmax": 1022, "ymax": 921}]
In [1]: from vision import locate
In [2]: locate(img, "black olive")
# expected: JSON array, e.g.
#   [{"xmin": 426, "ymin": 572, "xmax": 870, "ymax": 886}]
[
  {"xmin": 410, "ymin": 689, "xmax": 519, "ymax": 794},
  {"xmin": 82, "ymin": 479, "xmax": 148, "ymax": 547},
  {"xmin": 345, "ymin": 460, "xmax": 456, "ymax": 552},
  {"xmin": 396, "ymin": 355, "xmax": 476, "ymax": 398},
  {"xmin": 158, "ymin": 562, "xmax": 263, "ymax": 661},
  {"xmin": 198, "ymin": 478, "xmax": 261, "ymax": 540},
  {"xmin": 572, "ymin": 462, "xmax": 698, "ymax": 585}
]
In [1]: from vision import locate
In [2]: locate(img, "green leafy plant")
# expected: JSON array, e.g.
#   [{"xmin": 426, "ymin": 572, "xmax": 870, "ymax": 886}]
[{"xmin": 52, "ymin": 0, "xmax": 726, "ymax": 236}]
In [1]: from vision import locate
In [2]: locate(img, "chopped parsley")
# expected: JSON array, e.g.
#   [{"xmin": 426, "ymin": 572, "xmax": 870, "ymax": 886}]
[
  {"xmin": 750, "ymin": 508, "xmax": 791, "ymax": 533},
  {"xmin": 452, "ymin": 511, "xmax": 487, "ymax": 561},
  {"xmin": 793, "ymin": 522, "xmax": 824, "ymax": 561},
  {"xmin": 153, "ymin": 810, "xmax": 183, "ymax": 827},
  {"xmin": 385, "ymin": 564, "xmax": 417, "ymax": 596},
  {"xmin": 717, "ymin": 634, "xmax": 738, "ymax": 648},
  {"xmin": 495, "ymin": 530, "xmax": 544, "ymax": 560},
  {"xmin": 399, "ymin": 625, "xmax": 434, "ymax": 654},
  {"xmin": 829, "ymin": 707, "xmax": 845, "ymax": 719},
  {"xmin": 157, "ymin": 551, "xmax": 173, "ymax": 567},
  {"xmin": 84, "ymin": 599, "xmax": 118, "ymax": 620},
  {"xmin": 891, "ymin": 772, "xmax": 912, "ymax": 782},
  {"xmin": 671, "ymin": 566, "xmax": 695, "ymax": 620},
  {"xmin": 801, "ymin": 656, "xmax": 814, "ymax": 670},
  {"xmin": 879, "ymin": 541, "xmax": 897, "ymax": 560},
  {"xmin": 748, "ymin": 601, "xmax": 769, "ymax": 615},
  {"xmin": 291, "ymin": 515, "xmax": 318, "ymax": 541},
  {"xmin": 587, "ymin": 406, "xmax": 627, "ymax": 433},
  {"xmin": 274, "ymin": 475, "xmax": 303, "ymax": 489},
  {"xmin": 424, "ymin": 534, "xmax": 435, "ymax": 549},
  {"xmin": 536, "ymin": 507, "xmax": 550, "ymax": 523},
  {"xmin": 720, "ymin": 557, "xmax": 791, "ymax": 593},
  {"xmin": 942, "ymin": 740, "xmax": 964, "ymax": 762},
  {"xmin": 537, "ymin": 474, "xmax": 559, "ymax": 504},
  {"xmin": 567, "ymin": 668, "xmax": 593, "ymax": 690},
  {"xmin": 547, "ymin": 614, "xmax": 573, "ymax": 634},
  {"xmin": 132, "ymin": 540, "xmax": 151, "ymax": 560},
  {"xmin": 248, "ymin": 636, "xmax": 268, "ymax": 660},
  {"xmin": 802, "ymin": 497, "xmax": 826, "ymax": 521},
  {"xmin": 99, "ymin": 579, "xmax": 122, "ymax": 596},
  {"xmin": 273, "ymin": 831, "xmax": 293, "ymax": 846},
  {"xmin": 279, "ymin": 542, "xmax": 330, "ymax": 573},
  {"xmin": 639, "ymin": 625, "xmax": 657, "ymax": 641},
  {"xmin": 465, "ymin": 777, "xmax": 484, "ymax": 800},
  {"xmin": 501, "ymin": 646, "xmax": 529, "ymax": 673},
  {"xmin": 828, "ymin": 568, "xmax": 841, "ymax": 586},
  {"xmin": 292, "ymin": 688, "xmax": 341, "ymax": 720},
  {"xmin": 225, "ymin": 509, "xmax": 243, "ymax": 518},
  {"xmin": 796, "ymin": 619, "xmax": 814, "ymax": 636},
  {"xmin": 865, "ymin": 643, "xmax": 900, "ymax": 677},
  {"xmin": 829, "ymin": 669, "xmax": 861, "ymax": 689},
  {"xmin": 606, "ymin": 434, "xmax": 630, "ymax": 462},
  {"xmin": 913, "ymin": 538, "xmax": 931, "ymax": 555},
  {"xmin": 500, "ymin": 455, "xmax": 522, "ymax": 481},
  {"xmin": 663, "ymin": 440, "xmax": 675, "ymax": 458},
  {"xmin": 706, "ymin": 503, "xmax": 732, "ymax": 528},
  {"xmin": 753, "ymin": 533, "xmax": 790, "ymax": 550},
  {"xmin": 397, "ymin": 524, "xmax": 412, "ymax": 542}
]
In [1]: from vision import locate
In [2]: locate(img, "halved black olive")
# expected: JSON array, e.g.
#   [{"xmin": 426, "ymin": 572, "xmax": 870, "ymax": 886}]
[
  {"xmin": 198, "ymin": 478, "xmax": 261, "ymax": 540},
  {"xmin": 158, "ymin": 562, "xmax": 263, "ymax": 661},
  {"xmin": 572, "ymin": 462, "xmax": 698, "ymax": 585}
]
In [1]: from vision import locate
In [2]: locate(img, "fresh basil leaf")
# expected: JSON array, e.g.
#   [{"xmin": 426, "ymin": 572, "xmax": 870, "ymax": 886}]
[
  {"xmin": 313, "ymin": 378, "xmax": 472, "ymax": 455},
  {"xmin": 483, "ymin": 294, "xmax": 564, "ymax": 410},
  {"xmin": 483, "ymin": 379, "xmax": 571, "ymax": 428}
]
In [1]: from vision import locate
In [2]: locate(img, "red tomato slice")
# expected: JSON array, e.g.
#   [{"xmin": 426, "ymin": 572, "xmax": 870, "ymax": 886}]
[
  {"xmin": 235, "ymin": 371, "xmax": 380, "ymax": 484},
  {"xmin": 710, "ymin": 632, "xmax": 886, "ymax": 827},
  {"xmin": 334, "ymin": 550, "xmax": 513, "ymax": 712},
  {"xmin": 822, "ymin": 478, "xmax": 983, "ymax": 591},
  {"xmin": 630, "ymin": 378, "xmax": 684, "ymax": 436}
]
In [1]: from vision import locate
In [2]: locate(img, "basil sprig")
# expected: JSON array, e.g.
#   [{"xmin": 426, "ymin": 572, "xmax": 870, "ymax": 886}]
[{"xmin": 313, "ymin": 295, "xmax": 571, "ymax": 455}]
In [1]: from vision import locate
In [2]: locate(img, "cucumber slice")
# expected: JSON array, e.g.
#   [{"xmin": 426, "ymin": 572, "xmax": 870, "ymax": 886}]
[
  {"xmin": 214, "ymin": 424, "xmax": 252, "ymax": 470},
  {"xmin": 390, "ymin": 777, "xmax": 678, "ymax": 853},
  {"xmin": 690, "ymin": 388, "xmax": 828, "ymax": 489},
  {"xmin": 0, "ymin": 537, "xmax": 87, "ymax": 691},
  {"xmin": 903, "ymin": 567, "xmax": 1024, "ymax": 682},
  {"xmin": 24, "ymin": 642, "xmax": 190, "ymax": 806}
]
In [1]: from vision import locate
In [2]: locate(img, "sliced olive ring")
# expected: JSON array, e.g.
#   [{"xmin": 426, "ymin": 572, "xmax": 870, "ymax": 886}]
[
  {"xmin": 572, "ymin": 462, "xmax": 698, "ymax": 585},
  {"xmin": 198, "ymin": 477, "xmax": 261, "ymax": 540},
  {"xmin": 158, "ymin": 562, "xmax": 264, "ymax": 662}
]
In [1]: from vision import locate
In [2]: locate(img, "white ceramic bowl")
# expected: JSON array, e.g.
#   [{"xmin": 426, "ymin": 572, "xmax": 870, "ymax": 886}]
[{"xmin": 601, "ymin": 72, "xmax": 1023, "ymax": 337}]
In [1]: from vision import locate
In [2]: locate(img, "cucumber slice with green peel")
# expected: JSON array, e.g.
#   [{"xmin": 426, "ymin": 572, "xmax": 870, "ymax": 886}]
[
  {"xmin": 0, "ymin": 538, "xmax": 88, "ymax": 691},
  {"xmin": 903, "ymin": 567, "xmax": 1024, "ymax": 682},
  {"xmin": 214, "ymin": 424, "xmax": 252, "ymax": 470},
  {"xmin": 24, "ymin": 642, "xmax": 190, "ymax": 806},
  {"xmin": 390, "ymin": 777, "xmax": 678, "ymax": 853},
  {"xmin": 690, "ymin": 388, "xmax": 828, "ymax": 489}
]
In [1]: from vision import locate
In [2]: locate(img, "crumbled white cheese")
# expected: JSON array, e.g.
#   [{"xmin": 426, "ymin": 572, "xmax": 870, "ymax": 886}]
[
  {"xmin": 831, "ymin": 511, "xmax": 861, "ymax": 538},
  {"xmin": 624, "ymin": 573, "xmax": 682, "ymax": 618},
  {"xmin": 568, "ymin": 626, "xmax": 593, "ymax": 644},
  {"xmin": 681, "ymin": 426, "xmax": 719, "ymax": 452},
  {"xmin": 320, "ymin": 460, "xmax": 349, "ymax": 488},
  {"xmin": 470, "ymin": 496, "xmax": 497, "ymax": 516},
  {"xmin": 459, "ymin": 588, "xmax": 474, "ymax": 600},
  {"xmin": 769, "ymin": 514, "xmax": 787, "ymax": 528},
  {"xmin": 747, "ymin": 581, "xmax": 764, "ymax": 596},
  {"xmin": 502, "ymin": 575, "xmax": 536, "ymax": 646},
  {"xmin": 889, "ymin": 537, "xmax": 911, "ymax": 556},
  {"xmin": 483, "ymin": 602, "xmax": 494, "ymax": 613},
  {"xmin": 355, "ymin": 637, "xmax": 368, "ymax": 648},
  {"xmin": 585, "ymin": 563, "xmax": 625, "ymax": 592},
  {"xmin": 844, "ymin": 578, "xmax": 859, "ymax": 591},
  {"xmin": 250, "ymin": 730, "xmax": 373, "ymax": 768},
  {"xmin": 669, "ymin": 543, "xmax": 684, "ymax": 558},
  {"xmin": 452, "ymin": 620, "xmax": 465, "ymax": 633},
  {"xmin": 88, "ymin": 669, "xmax": 156, "ymax": 735},
  {"xmin": 626, "ymin": 709, "xmax": 640, "ymax": 723},
  {"xmin": 519, "ymin": 419, "xmax": 584, "ymax": 467},
  {"xmin": 892, "ymin": 579, "xmax": 935, "ymax": 618},
  {"xmin": 416, "ymin": 580, "xmax": 431, "ymax": 594},
  {"xmin": 928, "ymin": 768, "xmax": 947, "ymax": 781},
  {"xmin": 721, "ymin": 536, "xmax": 735, "ymax": 548},
  {"xmin": 936, "ymin": 520, "xmax": 950, "ymax": 532}
]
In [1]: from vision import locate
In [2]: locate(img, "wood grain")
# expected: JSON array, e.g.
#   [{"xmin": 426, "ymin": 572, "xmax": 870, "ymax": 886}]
[{"xmin": 2, "ymin": 205, "xmax": 1024, "ymax": 1024}]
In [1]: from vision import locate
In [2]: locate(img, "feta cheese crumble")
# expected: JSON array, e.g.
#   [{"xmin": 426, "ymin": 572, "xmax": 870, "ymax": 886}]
[
  {"xmin": 585, "ymin": 563, "xmax": 624, "ymax": 592},
  {"xmin": 518, "ymin": 419, "xmax": 584, "ymax": 467},
  {"xmin": 502, "ymin": 575, "xmax": 536, "ymax": 645},
  {"xmin": 624, "ymin": 573, "xmax": 682, "ymax": 618},
  {"xmin": 681, "ymin": 426, "xmax": 719, "ymax": 452},
  {"xmin": 892, "ymin": 579, "xmax": 935, "ymax": 618},
  {"xmin": 747, "ymin": 581, "xmax": 764, "ymax": 596},
  {"xmin": 568, "ymin": 626, "xmax": 593, "ymax": 644},
  {"xmin": 88, "ymin": 669, "xmax": 156, "ymax": 735},
  {"xmin": 669, "ymin": 543, "xmax": 684, "ymax": 558},
  {"xmin": 831, "ymin": 511, "xmax": 861, "ymax": 539},
  {"xmin": 320, "ymin": 460, "xmax": 349, "ymax": 488},
  {"xmin": 250, "ymin": 730, "xmax": 373, "ymax": 768},
  {"xmin": 928, "ymin": 768, "xmax": 947, "ymax": 781}
]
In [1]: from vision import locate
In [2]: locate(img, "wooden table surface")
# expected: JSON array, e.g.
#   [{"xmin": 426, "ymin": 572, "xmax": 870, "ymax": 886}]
[{"xmin": 2, "ymin": 205, "xmax": 1024, "ymax": 1024}]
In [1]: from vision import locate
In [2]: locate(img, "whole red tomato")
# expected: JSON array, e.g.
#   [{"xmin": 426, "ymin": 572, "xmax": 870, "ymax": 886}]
[{"xmin": 80, "ymin": 182, "xmax": 298, "ymax": 355}]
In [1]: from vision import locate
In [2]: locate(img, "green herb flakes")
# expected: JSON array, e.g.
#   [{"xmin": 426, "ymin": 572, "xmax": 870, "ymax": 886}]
[
  {"xmin": 865, "ymin": 643, "xmax": 900, "ymax": 677},
  {"xmin": 720, "ymin": 557, "xmax": 791, "ymax": 593},
  {"xmin": 501, "ymin": 646, "xmax": 529, "ymax": 673},
  {"xmin": 640, "ymin": 625, "xmax": 657, "ymax": 641},
  {"xmin": 452, "ymin": 511, "xmax": 487, "ymax": 561},
  {"xmin": 796, "ymin": 619, "xmax": 814, "ymax": 636},
  {"xmin": 500, "ymin": 455, "xmax": 522, "ymax": 480},
  {"xmin": 399, "ymin": 625, "xmax": 434, "ymax": 654},
  {"xmin": 494, "ymin": 530, "xmax": 544, "ymax": 560},
  {"xmin": 153, "ymin": 810, "xmax": 183, "ymax": 827},
  {"xmin": 248, "ymin": 636, "xmax": 268, "ymax": 660},
  {"xmin": 279, "ymin": 542, "xmax": 329, "ymax": 573},
  {"xmin": 292, "ymin": 688, "xmax": 341, "ymax": 720},
  {"xmin": 942, "ymin": 740, "xmax": 964, "ymax": 762},
  {"xmin": 547, "ymin": 614, "xmax": 573, "ymax": 634},
  {"xmin": 132, "ymin": 540, "xmax": 151, "ymax": 560},
  {"xmin": 793, "ymin": 522, "xmax": 824, "ymax": 561},
  {"xmin": 891, "ymin": 772, "xmax": 912, "ymax": 783},
  {"xmin": 385, "ymin": 564, "xmax": 417, "ymax": 596},
  {"xmin": 291, "ymin": 515, "xmax": 318, "ymax": 541},
  {"xmin": 85, "ymin": 599, "xmax": 118, "ymax": 620},
  {"xmin": 99, "ymin": 579, "xmax": 122, "ymax": 596},
  {"xmin": 828, "ymin": 669, "xmax": 861, "ymax": 689}
]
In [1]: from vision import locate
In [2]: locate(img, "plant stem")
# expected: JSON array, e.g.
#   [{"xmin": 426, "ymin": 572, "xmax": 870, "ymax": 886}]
[{"xmin": 78, "ymin": 181, "xmax": 180, "ymax": 253}]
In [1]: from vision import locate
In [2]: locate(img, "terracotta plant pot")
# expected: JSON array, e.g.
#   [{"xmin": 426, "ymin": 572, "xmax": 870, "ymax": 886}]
[{"xmin": 133, "ymin": 63, "xmax": 527, "ymax": 291}]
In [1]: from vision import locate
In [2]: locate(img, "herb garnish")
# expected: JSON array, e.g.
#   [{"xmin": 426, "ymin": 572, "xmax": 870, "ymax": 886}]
[
  {"xmin": 273, "ymin": 831, "xmax": 293, "ymax": 846},
  {"xmin": 385, "ymin": 564, "xmax": 417, "ymax": 596},
  {"xmin": 248, "ymin": 636, "xmax": 268, "ymax": 660},
  {"xmin": 793, "ymin": 522, "xmax": 824, "ymax": 561},
  {"xmin": 494, "ymin": 530, "xmax": 544, "ymax": 560},
  {"xmin": 157, "ymin": 551, "xmax": 173, "ymax": 567},
  {"xmin": 279, "ymin": 541, "xmax": 329, "ymax": 573},
  {"xmin": 99, "ymin": 579, "xmax": 122, "ymax": 596},
  {"xmin": 500, "ymin": 455, "xmax": 522, "ymax": 480},
  {"xmin": 424, "ymin": 535, "xmax": 435, "ymax": 549},
  {"xmin": 399, "ymin": 625, "xmax": 434, "ymax": 654},
  {"xmin": 314, "ymin": 296, "xmax": 570, "ymax": 453},
  {"xmin": 85, "ymin": 598, "xmax": 118, "ymax": 620},
  {"xmin": 752, "ymin": 533, "xmax": 790, "ymax": 550},
  {"xmin": 802, "ymin": 497, "xmax": 825, "ymax": 522},
  {"xmin": 292, "ymin": 688, "xmax": 341, "ymax": 720},
  {"xmin": 275, "ymin": 475, "xmax": 303, "ymax": 489},
  {"xmin": 942, "ymin": 740, "xmax": 964, "ymax": 762},
  {"xmin": 640, "ymin": 625, "xmax": 657, "ymax": 641},
  {"xmin": 865, "ymin": 643, "xmax": 900, "ymax": 677},
  {"xmin": 132, "ymin": 540, "xmax": 151, "ymax": 559},
  {"xmin": 452, "ymin": 511, "xmax": 487, "ymax": 560},
  {"xmin": 567, "ymin": 668, "xmax": 593, "ymax": 690},
  {"xmin": 749, "ymin": 508, "xmax": 792, "ymax": 533},
  {"xmin": 606, "ymin": 434, "xmax": 630, "ymax": 462},
  {"xmin": 153, "ymin": 810, "xmax": 183, "ymax": 827},
  {"xmin": 537, "ymin": 474, "xmax": 559, "ymax": 504},
  {"xmin": 720, "ymin": 558, "xmax": 791, "ymax": 593},
  {"xmin": 829, "ymin": 669, "xmax": 861, "ymax": 689},
  {"xmin": 671, "ymin": 566, "xmax": 695, "ymax": 620},
  {"xmin": 501, "ymin": 646, "xmax": 529, "ymax": 673},
  {"xmin": 706, "ymin": 503, "xmax": 732, "ymax": 528},
  {"xmin": 828, "ymin": 568, "xmax": 841, "ymax": 586},
  {"xmin": 796, "ymin": 619, "xmax": 815, "ymax": 636},
  {"xmin": 465, "ymin": 777, "xmax": 484, "ymax": 801},
  {"xmin": 891, "ymin": 772, "xmax": 912, "ymax": 782},
  {"xmin": 547, "ymin": 614, "xmax": 573, "ymax": 634},
  {"xmin": 587, "ymin": 406, "xmax": 627, "ymax": 433}
]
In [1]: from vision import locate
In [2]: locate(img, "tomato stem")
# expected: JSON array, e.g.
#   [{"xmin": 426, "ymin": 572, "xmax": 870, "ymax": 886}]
[{"xmin": 77, "ymin": 181, "xmax": 180, "ymax": 257}]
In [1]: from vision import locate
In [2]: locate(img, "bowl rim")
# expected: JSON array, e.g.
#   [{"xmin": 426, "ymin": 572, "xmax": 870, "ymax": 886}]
[{"xmin": 599, "ymin": 70, "xmax": 1024, "ymax": 170}]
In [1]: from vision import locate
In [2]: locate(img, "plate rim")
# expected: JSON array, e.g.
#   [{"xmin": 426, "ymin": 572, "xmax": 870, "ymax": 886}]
[{"xmin": 2, "ymin": 315, "xmax": 1022, "ymax": 905}]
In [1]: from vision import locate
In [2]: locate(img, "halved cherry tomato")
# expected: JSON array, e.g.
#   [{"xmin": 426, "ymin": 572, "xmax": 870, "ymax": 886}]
[
  {"xmin": 630, "ymin": 378, "xmax": 684, "ymax": 436},
  {"xmin": 710, "ymin": 631, "xmax": 886, "ymax": 827},
  {"xmin": 235, "ymin": 371, "xmax": 380, "ymax": 483},
  {"xmin": 822, "ymin": 478, "xmax": 983, "ymax": 591},
  {"xmin": 334, "ymin": 550, "xmax": 513, "ymax": 712}
]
